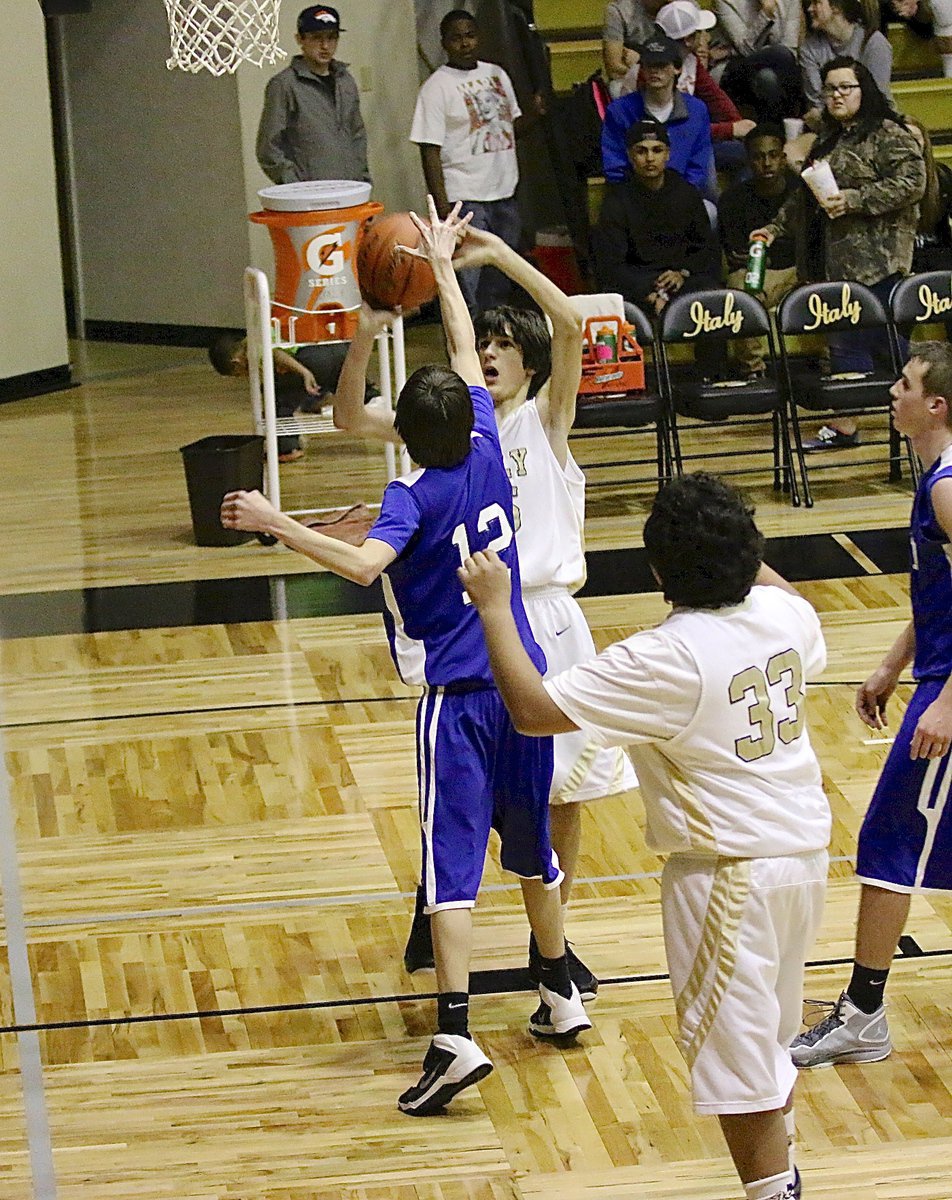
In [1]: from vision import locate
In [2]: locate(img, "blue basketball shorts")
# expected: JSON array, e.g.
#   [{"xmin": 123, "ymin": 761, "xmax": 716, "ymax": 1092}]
[
  {"xmin": 857, "ymin": 677, "xmax": 952, "ymax": 893},
  {"xmin": 415, "ymin": 685, "xmax": 560, "ymax": 913}
]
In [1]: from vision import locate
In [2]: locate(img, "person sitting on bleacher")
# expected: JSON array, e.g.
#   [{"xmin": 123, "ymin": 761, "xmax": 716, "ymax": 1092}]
[
  {"xmin": 595, "ymin": 120, "xmax": 726, "ymax": 375},
  {"xmin": 654, "ymin": 1, "xmax": 757, "ymax": 181},
  {"xmin": 719, "ymin": 124, "xmax": 800, "ymax": 377},
  {"xmin": 602, "ymin": 0, "xmax": 665, "ymax": 95},
  {"xmin": 882, "ymin": 0, "xmax": 952, "ymax": 79},
  {"xmin": 909, "ymin": 117, "xmax": 952, "ymax": 272},
  {"xmin": 596, "ymin": 120, "xmax": 720, "ymax": 312},
  {"xmin": 601, "ymin": 34, "xmax": 714, "ymax": 191},
  {"xmin": 754, "ymin": 56, "xmax": 925, "ymax": 449},
  {"xmin": 800, "ymin": 0, "xmax": 893, "ymax": 129},
  {"xmin": 713, "ymin": 0, "xmax": 805, "ymax": 122}
]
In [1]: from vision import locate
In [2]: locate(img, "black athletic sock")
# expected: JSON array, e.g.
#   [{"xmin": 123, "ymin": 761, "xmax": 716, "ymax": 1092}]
[
  {"xmin": 536, "ymin": 952, "xmax": 572, "ymax": 1000},
  {"xmin": 847, "ymin": 963, "xmax": 890, "ymax": 1014},
  {"xmin": 437, "ymin": 992, "xmax": 470, "ymax": 1038}
]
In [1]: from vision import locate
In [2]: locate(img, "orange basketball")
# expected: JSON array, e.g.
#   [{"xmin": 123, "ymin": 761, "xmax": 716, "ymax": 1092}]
[{"xmin": 357, "ymin": 212, "xmax": 438, "ymax": 311}]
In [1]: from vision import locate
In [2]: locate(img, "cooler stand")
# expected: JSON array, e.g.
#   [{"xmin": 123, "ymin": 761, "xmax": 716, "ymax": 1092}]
[{"xmin": 243, "ymin": 266, "xmax": 409, "ymax": 516}]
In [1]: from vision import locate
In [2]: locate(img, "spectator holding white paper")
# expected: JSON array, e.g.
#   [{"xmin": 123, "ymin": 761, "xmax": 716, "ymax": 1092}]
[{"xmin": 754, "ymin": 57, "xmax": 925, "ymax": 449}]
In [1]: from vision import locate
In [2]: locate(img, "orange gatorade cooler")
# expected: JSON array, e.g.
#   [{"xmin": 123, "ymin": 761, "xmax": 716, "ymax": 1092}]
[{"xmin": 250, "ymin": 180, "xmax": 383, "ymax": 342}]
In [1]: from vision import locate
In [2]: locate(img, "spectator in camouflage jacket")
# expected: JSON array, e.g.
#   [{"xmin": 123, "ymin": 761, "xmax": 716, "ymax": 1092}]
[
  {"xmin": 762, "ymin": 59, "xmax": 924, "ymax": 287},
  {"xmin": 756, "ymin": 56, "xmax": 925, "ymax": 446}
]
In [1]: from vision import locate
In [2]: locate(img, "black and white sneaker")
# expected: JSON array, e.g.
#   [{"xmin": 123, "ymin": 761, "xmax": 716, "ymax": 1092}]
[
  {"xmin": 397, "ymin": 1034, "xmax": 493, "ymax": 1116},
  {"xmin": 403, "ymin": 886, "xmax": 435, "ymax": 973},
  {"xmin": 528, "ymin": 982, "xmax": 592, "ymax": 1040},
  {"xmin": 528, "ymin": 935, "xmax": 599, "ymax": 1003}
]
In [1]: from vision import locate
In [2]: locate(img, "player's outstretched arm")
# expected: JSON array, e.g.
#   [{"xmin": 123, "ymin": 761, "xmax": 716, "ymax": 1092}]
[
  {"xmin": 453, "ymin": 227, "xmax": 582, "ymax": 466},
  {"xmin": 405, "ymin": 198, "xmax": 483, "ymax": 387},
  {"xmin": 754, "ymin": 562, "xmax": 802, "ymax": 596},
  {"xmin": 332, "ymin": 303, "xmax": 403, "ymax": 444},
  {"xmin": 459, "ymin": 550, "xmax": 579, "ymax": 735},
  {"xmin": 221, "ymin": 489, "xmax": 396, "ymax": 586},
  {"xmin": 856, "ymin": 620, "xmax": 914, "ymax": 730}
]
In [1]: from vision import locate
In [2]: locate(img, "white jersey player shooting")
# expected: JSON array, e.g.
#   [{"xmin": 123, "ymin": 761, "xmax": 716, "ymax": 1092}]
[{"xmin": 333, "ymin": 225, "xmax": 635, "ymax": 996}]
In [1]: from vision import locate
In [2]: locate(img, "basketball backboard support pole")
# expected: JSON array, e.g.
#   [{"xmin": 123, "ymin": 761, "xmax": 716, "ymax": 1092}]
[{"xmin": 243, "ymin": 266, "xmax": 408, "ymax": 517}]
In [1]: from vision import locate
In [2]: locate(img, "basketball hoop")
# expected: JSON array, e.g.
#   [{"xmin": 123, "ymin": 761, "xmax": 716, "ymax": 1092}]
[{"xmin": 164, "ymin": 0, "xmax": 287, "ymax": 76}]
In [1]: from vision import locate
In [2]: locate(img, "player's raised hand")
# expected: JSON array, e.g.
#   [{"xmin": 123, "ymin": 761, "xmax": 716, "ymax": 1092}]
[
  {"xmin": 402, "ymin": 196, "xmax": 472, "ymax": 265},
  {"xmin": 458, "ymin": 549, "xmax": 511, "ymax": 612},
  {"xmin": 221, "ymin": 489, "xmax": 279, "ymax": 534},
  {"xmin": 357, "ymin": 300, "xmax": 399, "ymax": 337},
  {"xmin": 451, "ymin": 224, "xmax": 501, "ymax": 272},
  {"xmin": 855, "ymin": 664, "xmax": 900, "ymax": 730}
]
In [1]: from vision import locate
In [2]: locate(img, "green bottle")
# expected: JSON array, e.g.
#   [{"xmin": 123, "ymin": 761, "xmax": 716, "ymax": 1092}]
[{"xmin": 744, "ymin": 235, "xmax": 768, "ymax": 294}]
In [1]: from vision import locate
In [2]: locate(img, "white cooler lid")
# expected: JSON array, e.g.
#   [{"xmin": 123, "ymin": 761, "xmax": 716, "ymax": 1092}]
[{"xmin": 258, "ymin": 180, "xmax": 373, "ymax": 212}]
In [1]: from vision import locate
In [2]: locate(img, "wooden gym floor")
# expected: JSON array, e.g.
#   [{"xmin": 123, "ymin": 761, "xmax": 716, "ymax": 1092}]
[{"xmin": 0, "ymin": 332, "xmax": 949, "ymax": 1199}]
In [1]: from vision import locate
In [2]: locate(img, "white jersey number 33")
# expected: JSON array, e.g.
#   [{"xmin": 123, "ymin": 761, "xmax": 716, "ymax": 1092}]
[{"xmin": 728, "ymin": 649, "xmax": 805, "ymax": 763}]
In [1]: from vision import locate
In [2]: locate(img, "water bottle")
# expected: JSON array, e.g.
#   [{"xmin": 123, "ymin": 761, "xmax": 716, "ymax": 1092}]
[
  {"xmin": 594, "ymin": 324, "xmax": 618, "ymax": 362},
  {"xmin": 744, "ymin": 235, "xmax": 768, "ymax": 294}
]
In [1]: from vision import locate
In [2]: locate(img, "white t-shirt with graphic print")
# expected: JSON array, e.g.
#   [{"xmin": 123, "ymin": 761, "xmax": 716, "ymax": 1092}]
[{"xmin": 410, "ymin": 61, "xmax": 521, "ymax": 203}]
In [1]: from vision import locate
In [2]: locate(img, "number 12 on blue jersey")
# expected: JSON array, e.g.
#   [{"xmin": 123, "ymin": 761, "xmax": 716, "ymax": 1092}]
[{"xmin": 451, "ymin": 503, "xmax": 514, "ymax": 605}]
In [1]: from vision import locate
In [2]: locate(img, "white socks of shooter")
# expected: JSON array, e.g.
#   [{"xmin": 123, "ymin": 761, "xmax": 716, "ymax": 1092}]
[
  {"xmin": 743, "ymin": 1171, "xmax": 793, "ymax": 1200},
  {"xmin": 942, "ymin": 52, "xmax": 952, "ymax": 77}
]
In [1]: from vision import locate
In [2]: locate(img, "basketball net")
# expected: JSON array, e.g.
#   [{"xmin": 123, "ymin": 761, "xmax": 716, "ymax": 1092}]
[{"xmin": 164, "ymin": 0, "xmax": 287, "ymax": 76}]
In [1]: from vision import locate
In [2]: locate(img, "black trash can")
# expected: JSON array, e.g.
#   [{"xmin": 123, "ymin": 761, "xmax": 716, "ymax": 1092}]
[{"xmin": 180, "ymin": 434, "xmax": 264, "ymax": 546}]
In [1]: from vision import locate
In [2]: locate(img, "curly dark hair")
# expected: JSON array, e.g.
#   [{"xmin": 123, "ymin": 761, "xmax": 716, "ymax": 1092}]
[
  {"xmin": 473, "ymin": 305, "xmax": 552, "ymax": 398},
  {"xmin": 810, "ymin": 57, "xmax": 906, "ymax": 162},
  {"xmin": 643, "ymin": 474, "xmax": 764, "ymax": 608}
]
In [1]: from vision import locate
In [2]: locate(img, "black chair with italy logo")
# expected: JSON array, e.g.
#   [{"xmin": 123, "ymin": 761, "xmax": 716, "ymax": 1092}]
[
  {"xmin": 777, "ymin": 279, "xmax": 914, "ymax": 508},
  {"xmin": 887, "ymin": 270, "xmax": 952, "ymax": 490},
  {"xmin": 568, "ymin": 294, "xmax": 673, "ymax": 490},
  {"xmin": 657, "ymin": 287, "xmax": 799, "ymax": 505}
]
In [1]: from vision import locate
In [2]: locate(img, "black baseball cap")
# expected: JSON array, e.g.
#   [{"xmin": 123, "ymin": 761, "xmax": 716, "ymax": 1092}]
[
  {"xmin": 637, "ymin": 34, "xmax": 683, "ymax": 66},
  {"xmin": 625, "ymin": 119, "xmax": 671, "ymax": 148},
  {"xmin": 298, "ymin": 5, "xmax": 343, "ymax": 33}
]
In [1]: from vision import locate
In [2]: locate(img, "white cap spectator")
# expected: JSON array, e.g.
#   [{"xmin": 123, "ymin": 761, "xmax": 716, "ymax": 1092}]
[{"xmin": 656, "ymin": 1, "xmax": 717, "ymax": 40}]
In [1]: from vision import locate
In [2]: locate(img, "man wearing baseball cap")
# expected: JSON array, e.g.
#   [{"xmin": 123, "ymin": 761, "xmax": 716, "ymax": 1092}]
[
  {"xmin": 594, "ymin": 119, "xmax": 720, "ymax": 334},
  {"xmin": 601, "ymin": 33, "xmax": 714, "ymax": 192},
  {"xmin": 655, "ymin": 2, "xmax": 756, "ymax": 171},
  {"xmin": 257, "ymin": 5, "xmax": 371, "ymax": 185}
]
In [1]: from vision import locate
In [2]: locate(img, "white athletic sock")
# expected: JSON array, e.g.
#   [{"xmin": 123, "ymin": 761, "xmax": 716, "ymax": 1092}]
[
  {"xmin": 744, "ymin": 1170, "xmax": 793, "ymax": 1200},
  {"xmin": 942, "ymin": 52, "xmax": 952, "ymax": 77},
  {"xmin": 784, "ymin": 1108, "xmax": 796, "ymax": 1175}
]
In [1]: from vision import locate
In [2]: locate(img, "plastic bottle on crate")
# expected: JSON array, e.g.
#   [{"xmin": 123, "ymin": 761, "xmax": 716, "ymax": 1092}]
[{"xmin": 594, "ymin": 324, "xmax": 618, "ymax": 361}]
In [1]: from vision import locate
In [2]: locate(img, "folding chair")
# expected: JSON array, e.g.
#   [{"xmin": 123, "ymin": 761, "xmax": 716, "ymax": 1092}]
[
  {"xmin": 777, "ymin": 280, "xmax": 915, "ymax": 507},
  {"xmin": 657, "ymin": 288, "xmax": 799, "ymax": 504},
  {"xmin": 567, "ymin": 294, "xmax": 672, "ymax": 489},
  {"xmin": 887, "ymin": 269, "xmax": 952, "ymax": 490}
]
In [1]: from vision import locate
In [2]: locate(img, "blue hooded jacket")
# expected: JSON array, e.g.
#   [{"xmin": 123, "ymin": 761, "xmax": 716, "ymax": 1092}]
[{"xmin": 601, "ymin": 90, "xmax": 714, "ymax": 190}]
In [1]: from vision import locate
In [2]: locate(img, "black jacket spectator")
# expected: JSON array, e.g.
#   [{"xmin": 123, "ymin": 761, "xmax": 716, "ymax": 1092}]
[
  {"xmin": 595, "ymin": 168, "xmax": 719, "ymax": 301},
  {"xmin": 719, "ymin": 175, "xmax": 799, "ymax": 271}
]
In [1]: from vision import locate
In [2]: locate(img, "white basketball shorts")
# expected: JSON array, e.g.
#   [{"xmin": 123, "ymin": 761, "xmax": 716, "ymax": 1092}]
[
  {"xmin": 524, "ymin": 586, "xmax": 637, "ymax": 805},
  {"xmin": 662, "ymin": 849, "xmax": 828, "ymax": 1114}
]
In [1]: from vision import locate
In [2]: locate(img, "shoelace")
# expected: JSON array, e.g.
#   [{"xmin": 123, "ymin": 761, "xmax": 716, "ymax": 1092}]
[{"xmin": 798, "ymin": 998, "xmax": 842, "ymax": 1043}]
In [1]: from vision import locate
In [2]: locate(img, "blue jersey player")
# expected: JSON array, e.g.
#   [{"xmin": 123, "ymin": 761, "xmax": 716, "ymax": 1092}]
[
  {"xmin": 221, "ymin": 198, "xmax": 590, "ymax": 1116},
  {"xmin": 791, "ymin": 341, "xmax": 952, "ymax": 1069}
]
